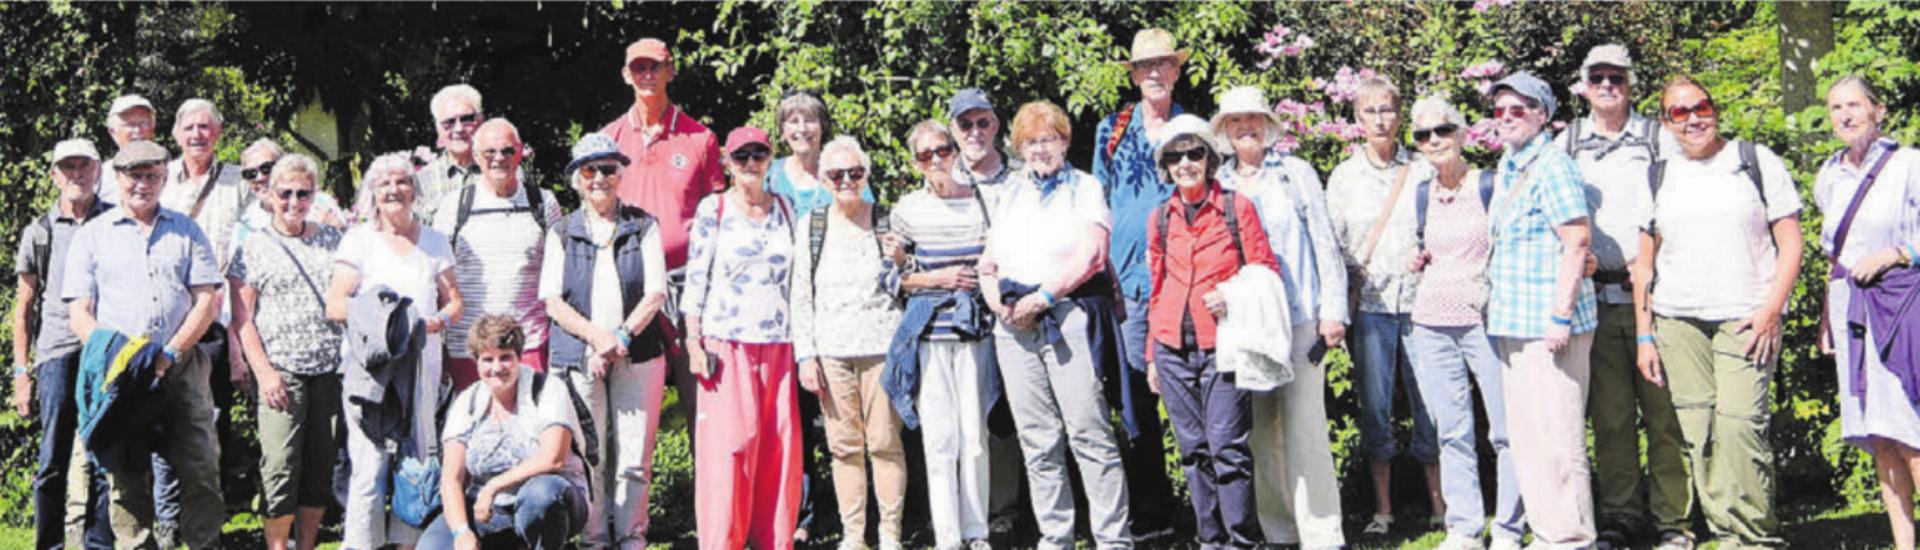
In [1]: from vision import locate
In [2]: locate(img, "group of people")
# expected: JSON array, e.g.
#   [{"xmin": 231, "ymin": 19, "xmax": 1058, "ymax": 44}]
[{"xmin": 9, "ymin": 27, "xmax": 1920, "ymax": 550}]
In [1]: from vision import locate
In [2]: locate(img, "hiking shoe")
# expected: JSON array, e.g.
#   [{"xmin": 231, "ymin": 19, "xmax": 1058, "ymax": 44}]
[
  {"xmin": 1434, "ymin": 533, "xmax": 1485, "ymax": 550},
  {"xmin": 1655, "ymin": 530, "xmax": 1695, "ymax": 550},
  {"xmin": 1363, "ymin": 514, "xmax": 1394, "ymax": 535}
]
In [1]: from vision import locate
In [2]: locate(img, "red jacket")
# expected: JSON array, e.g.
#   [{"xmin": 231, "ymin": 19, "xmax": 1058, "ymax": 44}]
[{"xmin": 1146, "ymin": 184, "xmax": 1281, "ymax": 361}]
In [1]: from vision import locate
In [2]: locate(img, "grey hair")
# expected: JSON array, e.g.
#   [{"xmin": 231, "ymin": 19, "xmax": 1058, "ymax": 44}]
[
  {"xmin": 1828, "ymin": 75, "xmax": 1883, "ymax": 107},
  {"xmin": 1409, "ymin": 96, "xmax": 1468, "ymax": 129},
  {"xmin": 241, "ymin": 138, "xmax": 284, "ymax": 161},
  {"xmin": 777, "ymin": 91, "xmax": 831, "ymax": 144},
  {"xmin": 817, "ymin": 135, "xmax": 872, "ymax": 175},
  {"xmin": 1355, "ymin": 76, "xmax": 1401, "ymax": 107},
  {"xmin": 174, "ymin": 99, "xmax": 224, "ymax": 128},
  {"xmin": 430, "ymin": 84, "xmax": 484, "ymax": 121},
  {"xmin": 268, "ymin": 153, "xmax": 321, "ymax": 188},
  {"xmin": 906, "ymin": 119, "xmax": 955, "ymax": 153},
  {"xmin": 356, "ymin": 152, "xmax": 419, "ymax": 225}
]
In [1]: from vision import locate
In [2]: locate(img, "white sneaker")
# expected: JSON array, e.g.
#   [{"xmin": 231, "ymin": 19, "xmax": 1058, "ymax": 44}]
[
  {"xmin": 839, "ymin": 539, "xmax": 868, "ymax": 550},
  {"xmin": 1489, "ymin": 537, "xmax": 1523, "ymax": 550},
  {"xmin": 966, "ymin": 540, "xmax": 993, "ymax": 550},
  {"xmin": 1363, "ymin": 513, "xmax": 1394, "ymax": 535},
  {"xmin": 879, "ymin": 538, "xmax": 906, "ymax": 550},
  {"xmin": 1434, "ymin": 533, "xmax": 1485, "ymax": 550}
]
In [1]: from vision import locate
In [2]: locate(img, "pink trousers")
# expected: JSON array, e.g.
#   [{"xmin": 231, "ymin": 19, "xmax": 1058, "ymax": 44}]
[{"xmin": 695, "ymin": 338, "xmax": 802, "ymax": 550}]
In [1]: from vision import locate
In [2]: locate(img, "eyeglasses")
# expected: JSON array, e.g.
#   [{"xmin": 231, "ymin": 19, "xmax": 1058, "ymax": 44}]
[
  {"xmin": 478, "ymin": 147, "xmax": 517, "ymax": 159},
  {"xmin": 729, "ymin": 148, "xmax": 771, "ymax": 163},
  {"xmin": 1022, "ymin": 135, "xmax": 1064, "ymax": 149},
  {"xmin": 121, "ymin": 168, "xmax": 165, "ymax": 183},
  {"xmin": 1160, "ymin": 147, "xmax": 1209, "ymax": 165},
  {"xmin": 825, "ymin": 167, "xmax": 868, "ymax": 182},
  {"xmin": 439, "ymin": 113, "xmax": 480, "ymax": 131},
  {"xmin": 579, "ymin": 163, "xmax": 620, "ymax": 179},
  {"xmin": 914, "ymin": 144, "xmax": 956, "ymax": 163},
  {"xmin": 1412, "ymin": 123, "xmax": 1459, "ymax": 144},
  {"xmin": 1586, "ymin": 73, "xmax": 1628, "ymax": 87},
  {"xmin": 1132, "ymin": 57, "xmax": 1178, "ymax": 74},
  {"xmin": 1491, "ymin": 104, "xmax": 1533, "ymax": 120},
  {"xmin": 956, "ymin": 115, "xmax": 996, "ymax": 133},
  {"xmin": 1664, "ymin": 100, "xmax": 1717, "ymax": 123},
  {"xmin": 276, "ymin": 188, "xmax": 315, "ymax": 201},
  {"xmin": 242, "ymin": 161, "xmax": 277, "ymax": 181},
  {"xmin": 628, "ymin": 60, "xmax": 667, "ymax": 74},
  {"xmin": 1360, "ymin": 106, "xmax": 1399, "ymax": 119}
]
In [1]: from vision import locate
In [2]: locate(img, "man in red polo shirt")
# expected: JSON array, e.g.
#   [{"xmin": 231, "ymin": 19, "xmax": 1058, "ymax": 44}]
[
  {"xmin": 602, "ymin": 36, "xmax": 725, "ymax": 441},
  {"xmin": 602, "ymin": 37, "xmax": 726, "ymax": 269}
]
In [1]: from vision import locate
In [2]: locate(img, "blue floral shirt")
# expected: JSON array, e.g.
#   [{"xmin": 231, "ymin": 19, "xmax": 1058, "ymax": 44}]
[
  {"xmin": 679, "ymin": 193, "xmax": 797, "ymax": 344},
  {"xmin": 1094, "ymin": 102, "xmax": 1186, "ymax": 301}
]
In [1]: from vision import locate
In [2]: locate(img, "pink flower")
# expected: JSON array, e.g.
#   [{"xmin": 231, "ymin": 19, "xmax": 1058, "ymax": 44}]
[
  {"xmin": 1255, "ymin": 23, "xmax": 1313, "ymax": 61},
  {"xmin": 1551, "ymin": 120, "xmax": 1568, "ymax": 130},
  {"xmin": 1272, "ymin": 134, "xmax": 1302, "ymax": 154},
  {"xmin": 1569, "ymin": 79, "xmax": 1590, "ymax": 98},
  {"xmin": 1460, "ymin": 60, "xmax": 1508, "ymax": 80},
  {"xmin": 1322, "ymin": 66, "xmax": 1380, "ymax": 104}
]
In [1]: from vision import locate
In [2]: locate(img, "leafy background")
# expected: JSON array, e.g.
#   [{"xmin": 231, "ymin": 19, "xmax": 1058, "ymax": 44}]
[{"xmin": 2, "ymin": 1, "xmax": 1918, "ymax": 548}]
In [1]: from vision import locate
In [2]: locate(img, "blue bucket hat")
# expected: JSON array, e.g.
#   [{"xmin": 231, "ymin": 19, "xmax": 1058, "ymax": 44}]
[{"xmin": 567, "ymin": 133, "xmax": 630, "ymax": 174}]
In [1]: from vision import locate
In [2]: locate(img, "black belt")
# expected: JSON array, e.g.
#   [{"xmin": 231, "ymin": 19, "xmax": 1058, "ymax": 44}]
[{"xmin": 1592, "ymin": 270, "xmax": 1630, "ymax": 285}]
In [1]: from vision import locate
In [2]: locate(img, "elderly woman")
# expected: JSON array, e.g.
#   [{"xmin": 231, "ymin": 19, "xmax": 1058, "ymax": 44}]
[
  {"xmin": 791, "ymin": 135, "xmax": 908, "ymax": 550},
  {"xmin": 768, "ymin": 90, "xmax": 873, "ymax": 214},
  {"xmin": 1144, "ymin": 114, "xmax": 1279, "ymax": 549},
  {"xmin": 228, "ymin": 154, "xmax": 345, "ymax": 550},
  {"xmin": 1212, "ymin": 85, "xmax": 1349, "ymax": 549},
  {"xmin": 1323, "ymin": 76, "xmax": 1444, "ymax": 535},
  {"xmin": 236, "ymin": 139, "xmax": 347, "ymax": 234},
  {"xmin": 421, "ymin": 315, "xmax": 590, "ymax": 550},
  {"xmin": 682, "ymin": 126, "xmax": 802, "ymax": 550},
  {"xmin": 537, "ymin": 134, "xmax": 671, "ymax": 549},
  {"xmin": 1633, "ymin": 75, "xmax": 1801, "ymax": 550},
  {"xmin": 1484, "ymin": 72, "xmax": 1601, "ymax": 548},
  {"xmin": 887, "ymin": 119, "xmax": 998, "ymax": 550},
  {"xmin": 1401, "ymin": 97, "xmax": 1524, "ymax": 550},
  {"xmin": 1817, "ymin": 75, "xmax": 1920, "ymax": 550},
  {"xmin": 978, "ymin": 100, "xmax": 1133, "ymax": 549},
  {"xmin": 325, "ymin": 153, "xmax": 464, "ymax": 550}
]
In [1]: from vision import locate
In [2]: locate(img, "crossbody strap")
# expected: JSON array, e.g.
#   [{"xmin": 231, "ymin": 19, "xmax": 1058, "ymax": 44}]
[
  {"xmin": 1356, "ymin": 164, "xmax": 1412, "ymax": 269},
  {"xmin": 263, "ymin": 226, "xmax": 343, "ymax": 335},
  {"xmin": 1830, "ymin": 142, "xmax": 1901, "ymax": 277}
]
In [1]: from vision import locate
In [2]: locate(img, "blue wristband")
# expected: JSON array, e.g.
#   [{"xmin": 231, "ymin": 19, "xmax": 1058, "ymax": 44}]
[
  {"xmin": 1550, "ymin": 315, "xmax": 1573, "ymax": 327},
  {"xmin": 616, "ymin": 328, "xmax": 632, "ymax": 349},
  {"xmin": 1636, "ymin": 334, "xmax": 1656, "ymax": 345},
  {"xmin": 12, "ymin": 366, "xmax": 29, "ymax": 377},
  {"xmin": 1038, "ymin": 289, "xmax": 1056, "ymax": 306},
  {"xmin": 1906, "ymin": 244, "xmax": 1919, "ymax": 266},
  {"xmin": 162, "ymin": 345, "xmax": 181, "ymax": 364}
]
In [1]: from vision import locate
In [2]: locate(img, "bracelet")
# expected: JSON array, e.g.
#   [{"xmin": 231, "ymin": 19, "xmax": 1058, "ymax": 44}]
[
  {"xmin": 1549, "ymin": 315, "xmax": 1573, "ymax": 327},
  {"xmin": 12, "ymin": 366, "xmax": 29, "ymax": 377},
  {"xmin": 1037, "ymin": 289, "xmax": 1056, "ymax": 306},
  {"xmin": 1906, "ymin": 243, "xmax": 1919, "ymax": 266},
  {"xmin": 616, "ymin": 327, "xmax": 633, "ymax": 349},
  {"xmin": 450, "ymin": 524, "xmax": 471, "ymax": 538},
  {"xmin": 162, "ymin": 345, "xmax": 181, "ymax": 364},
  {"xmin": 1636, "ymin": 334, "xmax": 1656, "ymax": 345},
  {"xmin": 433, "ymin": 312, "xmax": 451, "ymax": 326}
]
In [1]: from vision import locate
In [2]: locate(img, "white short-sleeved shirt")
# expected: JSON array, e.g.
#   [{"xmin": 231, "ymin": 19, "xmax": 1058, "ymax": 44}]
[
  {"xmin": 536, "ymin": 218, "xmax": 667, "ymax": 331},
  {"xmin": 441, "ymin": 366, "xmax": 588, "ymax": 503},
  {"xmin": 986, "ymin": 168, "xmax": 1110, "ymax": 285},
  {"xmin": 1645, "ymin": 141, "xmax": 1803, "ymax": 320},
  {"xmin": 1551, "ymin": 113, "xmax": 1677, "ymax": 304}
]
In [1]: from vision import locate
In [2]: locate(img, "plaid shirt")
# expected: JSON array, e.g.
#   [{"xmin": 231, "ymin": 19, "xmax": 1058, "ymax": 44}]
[{"xmin": 1486, "ymin": 133, "xmax": 1598, "ymax": 338}]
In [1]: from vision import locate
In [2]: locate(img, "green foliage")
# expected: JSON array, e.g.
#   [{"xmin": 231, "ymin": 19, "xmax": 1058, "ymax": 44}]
[{"xmin": 4, "ymin": 0, "xmax": 1920, "ymax": 540}]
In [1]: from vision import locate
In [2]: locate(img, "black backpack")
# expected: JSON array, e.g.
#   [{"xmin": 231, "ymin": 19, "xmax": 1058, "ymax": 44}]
[
  {"xmin": 451, "ymin": 183, "xmax": 550, "ymax": 246},
  {"xmin": 1152, "ymin": 188, "xmax": 1246, "ymax": 265},
  {"xmin": 24, "ymin": 213, "xmax": 54, "ymax": 339},
  {"xmin": 1414, "ymin": 170, "xmax": 1497, "ymax": 249},
  {"xmin": 1645, "ymin": 140, "xmax": 1766, "ymax": 236}
]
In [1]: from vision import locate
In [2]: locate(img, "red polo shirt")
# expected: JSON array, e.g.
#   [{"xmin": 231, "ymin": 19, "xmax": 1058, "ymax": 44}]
[
  {"xmin": 1146, "ymin": 184, "xmax": 1280, "ymax": 361},
  {"xmin": 602, "ymin": 104, "xmax": 726, "ymax": 268}
]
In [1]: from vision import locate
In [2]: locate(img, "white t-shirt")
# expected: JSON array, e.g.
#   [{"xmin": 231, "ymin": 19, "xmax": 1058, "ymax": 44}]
[
  {"xmin": 536, "ymin": 216, "xmax": 667, "ymax": 331},
  {"xmin": 986, "ymin": 169, "xmax": 1111, "ymax": 285},
  {"xmin": 335, "ymin": 224, "xmax": 456, "ymax": 452},
  {"xmin": 441, "ymin": 366, "xmax": 588, "ymax": 499},
  {"xmin": 1644, "ymin": 141, "xmax": 1803, "ymax": 320},
  {"xmin": 1551, "ymin": 113, "xmax": 1677, "ymax": 304},
  {"xmin": 432, "ymin": 182, "xmax": 564, "ymax": 358}
]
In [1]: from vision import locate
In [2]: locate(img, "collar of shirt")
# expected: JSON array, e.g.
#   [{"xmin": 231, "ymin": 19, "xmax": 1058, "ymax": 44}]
[
  {"xmin": 955, "ymin": 156, "xmax": 1010, "ymax": 186},
  {"xmin": 1824, "ymin": 136, "xmax": 1901, "ymax": 173},
  {"xmin": 436, "ymin": 152, "xmax": 478, "ymax": 177},
  {"xmin": 1500, "ymin": 132, "xmax": 1555, "ymax": 176},
  {"xmin": 625, "ymin": 103, "xmax": 684, "ymax": 145},
  {"xmin": 1570, "ymin": 113, "xmax": 1655, "ymax": 160},
  {"xmin": 1125, "ymin": 102, "xmax": 1187, "ymax": 140},
  {"xmin": 105, "ymin": 205, "xmax": 188, "ymax": 229},
  {"xmin": 1178, "ymin": 184, "xmax": 1222, "ymax": 223},
  {"xmin": 51, "ymin": 198, "xmax": 115, "ymax": 223}
]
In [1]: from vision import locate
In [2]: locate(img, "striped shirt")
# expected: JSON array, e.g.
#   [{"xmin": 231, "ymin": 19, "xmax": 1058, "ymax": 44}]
[
  {"xmin": 889, "ymin": 188, "xmax": 991, "ymax": 340},
  {"xmin": 431, "ymin": 181, "xmax": 564, "ymax": 358}
]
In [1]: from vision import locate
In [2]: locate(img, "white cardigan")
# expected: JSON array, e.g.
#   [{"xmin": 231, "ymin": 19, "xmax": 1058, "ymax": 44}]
[{"xmin": 1214, "ymin": 265, "xmax": 1295, "ymax": 391}]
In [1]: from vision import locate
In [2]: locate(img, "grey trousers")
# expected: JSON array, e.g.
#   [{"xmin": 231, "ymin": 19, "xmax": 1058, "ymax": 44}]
[{"xmin": 994, "ymin": 302, "xmax": 1133, "ymax": 550}]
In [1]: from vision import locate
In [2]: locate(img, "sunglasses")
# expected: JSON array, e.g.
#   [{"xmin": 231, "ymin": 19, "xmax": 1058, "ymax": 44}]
[
  {"xmin": 242, "ymin": 161, "xmax": 277, "ymax": 181},
  {"xmin": 628, "ymin": 60, "xmax": 667, "ymax": 74},
  {"xmin": 825, "ymin": 167, "xmax": 868, "ymax": 182},
  {"xmin": 477, "ymin": 147, "xmax": 517, "ymax": 159},
  {"xmin": 276, "ymin": 188, "xmax": 315, "ymax": 201},
  {"xmin": 956, "ymin": 115, "xmax": 996, "ymax": 132},
  {"xmin": 1664, "ymin": 100, "xmax": 1717, "ymax": 123},
  {"xmin": 439, "ymin": 113, "xmax": 480, "ymax": 130},
  {"xmin": 914, "ymin": 144, "xmax": 956, "ymax": 163},
  {"xmin": 1586, "ymin": 73, "xmax": 1628, "ymax": 87},
  {"xmin": 729, "ymin": 148, "xmax": 771, "ymax": 163},
  {"xmin": 1412, "ymin": 123, "xmax": 1459, "ymax": 144},
  {"xmin": 1160, "ymin": 147, "xmax": 1209, "ymax": 165},
  {"xmin": 579, "ymin": 163, "xmax": 620, "ymax": 179},
  {"xmin": 1491, "ymin": 104, "xmax": 1533, "ymax": 119}
]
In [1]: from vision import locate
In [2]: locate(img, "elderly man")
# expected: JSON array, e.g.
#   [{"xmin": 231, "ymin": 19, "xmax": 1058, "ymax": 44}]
[
  {"xmin": 949, "ymin": 88, "xmax": 1022, "ymax": 207},
  {"xmin": 64, "ymin": 140, "xmax": 226, "ymax": 550},
  {"xmin": 1553, "ymin": 45, "xmax": 1691, "ymax": 550},
  {"xmin": 1090, "ymin": 28, "xmax": 1189, "ymax": 540},
  {"xmin": 1484, "ymin": 72, "xmax": 1601, "ymax": 548},
  {"xmin": 601, "ymin": 36, "xmax": 727, "ymax": 443},
  {"xmin": 97, "ymin": 94, "xmax": 158, "ymax": 203},
  {"xmin": 14, "ymin": 139, "xmax": 116, "ymax": 550},
  {"xmin": 432, "ymin": 118, "xmax": 563, "ymax": 390},
  {"xmin": 417, "ymin": 84, "xmax": 487, "ymax": 219}
]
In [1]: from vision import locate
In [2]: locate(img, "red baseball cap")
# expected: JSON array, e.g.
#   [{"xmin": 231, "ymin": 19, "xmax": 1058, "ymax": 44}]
[
  {"xmin": 625, "ymin": 38, "xmax": 671, "ymax": 65},
  {"xmin": 722, "ymin": 126, "xmax": 771, "ymax": 154}
]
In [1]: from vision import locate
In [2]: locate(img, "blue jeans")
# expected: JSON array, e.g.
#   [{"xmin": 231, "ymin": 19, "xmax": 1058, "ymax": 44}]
[
  {"xmin": 32, "ymin": 352, "xmax": 114, "ymax": 550},
  {"xmin": 1120, "ymin": 297, "xmax": 1179, "ymax": 532},
  {"xmin": 1407, "ymin": 324, "xmax": 1525, "ymax": 542},
  {"xmin": 1155, "ymin": 343, "xmax": 1259, "ymax": 548},
  {"xmin": 1350, "ymin": 312, "xmax": 1437, "ymax": 463},
  {"xmin": 419, "ymin": 474, "xmax": 587, "ymax": 550}
]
